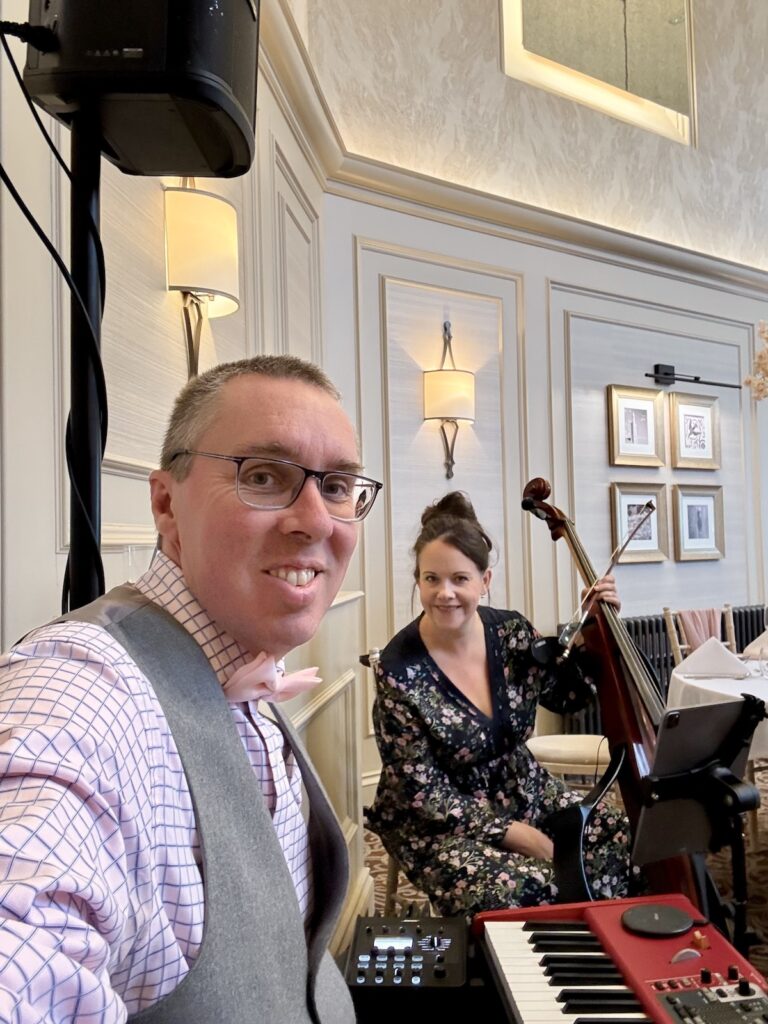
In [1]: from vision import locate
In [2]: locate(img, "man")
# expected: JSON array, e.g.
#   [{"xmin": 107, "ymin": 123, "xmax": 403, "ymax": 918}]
[{"xmin": 0, "ymin": 356, "xmax": 381, "ymax": 1022}]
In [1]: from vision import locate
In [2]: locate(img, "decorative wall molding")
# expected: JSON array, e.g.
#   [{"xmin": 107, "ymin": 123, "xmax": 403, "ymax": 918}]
[
  {"xmin": 100, "ymin": 523, "xmax": 158, "ymax": 549},
  {"xmin": 331, "ymin": 589, "xmax": 365, "ymax": 608},
  {"xmin": 102, "ymin": 454, "xmax": 156, "ymax": 481},
  {"xmin": 273, "ymin": 143, "xmax": 322, "ymax": 363},
  {"xmin": 291, "ymin": 667, "xmax": 355, "ymax": 730},
  {"xmin": 261, "ymin": 0, "xmax": 768, "ymax": 298}
]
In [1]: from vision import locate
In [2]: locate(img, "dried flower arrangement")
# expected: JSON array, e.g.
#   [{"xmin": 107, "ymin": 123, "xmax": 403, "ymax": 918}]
[{"xmin": 745, "ymin": 322, "xmax": 768, "ymax": 400}]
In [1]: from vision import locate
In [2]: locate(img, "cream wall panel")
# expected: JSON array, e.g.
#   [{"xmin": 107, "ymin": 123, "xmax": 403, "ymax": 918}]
[
  {"xmin": 546, "ymin": 286, "xmax": 760, "ymax": 621},
  {"xmin": 383, "ymin": 278, "xmax": 508, "ymax": 631},
  {"xmin": 255, "ymin": 76, "xmax": 323, "ymax": 362},
  {"xmin": 1, "ymin": 2, "xmax": 65, "ymax": 642}
]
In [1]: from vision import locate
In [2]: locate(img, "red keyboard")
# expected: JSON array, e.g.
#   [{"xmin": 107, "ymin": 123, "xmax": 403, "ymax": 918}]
[{"xmin": 473, "ymin": 893, "xmax": 768, "ymax": 1023}]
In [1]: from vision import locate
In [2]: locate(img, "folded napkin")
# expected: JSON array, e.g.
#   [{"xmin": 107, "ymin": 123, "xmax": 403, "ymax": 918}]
[
  {"xmin": 674, "ymin": 634, "xmax": 747, "ymax": 678},
  {"xmin": 223, "ymin": 652, "xmax": 322, "ymax": 703},
  {"xmin": 743, "ymin": 628, "xmax": 768, "ymax": 660}
]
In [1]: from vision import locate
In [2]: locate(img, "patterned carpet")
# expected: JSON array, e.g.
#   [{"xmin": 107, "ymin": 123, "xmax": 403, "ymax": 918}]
[{"xmin": 364, "ymin": 766, "xmax": 768, "ymax": 973}]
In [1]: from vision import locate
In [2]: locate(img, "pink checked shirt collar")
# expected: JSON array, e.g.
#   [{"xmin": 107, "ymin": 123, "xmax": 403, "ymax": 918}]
[
  {"xmin": 135, "ymin": 552, "xmax": 323, "ymax": 704},
  {"xmin": 134, "ymin": 550, "xmax": 253, "ymax": 691}
]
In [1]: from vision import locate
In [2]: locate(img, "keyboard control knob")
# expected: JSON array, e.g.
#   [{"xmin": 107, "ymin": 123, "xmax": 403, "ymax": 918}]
[
  {"xmin": 700, "ymin": 968, "xmax": 712, "ymax": 984},
  {"xmin": 738, "ymin": 978, "xmax": 754, "ymax": 997},
  {"xmin": 727, "ymin": 965, "xmax": 739, "ymax": 981},
  {"xmin": 433, "ymin": 964, "xmax": 447, "ymax": 979}
]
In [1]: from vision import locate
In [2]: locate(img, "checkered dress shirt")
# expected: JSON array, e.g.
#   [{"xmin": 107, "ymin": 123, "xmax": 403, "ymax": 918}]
[{"xmin": 0, "ymin": 553, "xmax": 312, "ymax": 1021}]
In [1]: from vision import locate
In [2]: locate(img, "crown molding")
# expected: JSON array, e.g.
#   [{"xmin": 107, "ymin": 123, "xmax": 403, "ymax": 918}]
[{"xmin": 261, "ymin": 0, "xmax": 768, "ymax": 297}]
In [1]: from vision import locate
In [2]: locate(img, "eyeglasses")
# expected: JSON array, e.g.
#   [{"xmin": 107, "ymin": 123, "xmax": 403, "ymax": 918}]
[{"xmin": 170, "ymin": 450, "xmax": 382, "ymax": 522}]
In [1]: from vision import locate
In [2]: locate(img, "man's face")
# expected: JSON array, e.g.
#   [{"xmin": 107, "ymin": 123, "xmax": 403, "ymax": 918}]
[{"xmin": 150, "ymin": 375, "xmax": 361, "ymax": 657}]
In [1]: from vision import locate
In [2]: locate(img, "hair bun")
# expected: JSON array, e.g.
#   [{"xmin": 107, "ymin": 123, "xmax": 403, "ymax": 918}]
[{"xmin": 420, "ymin": 491, "xmax": 479, "ymax": 527}]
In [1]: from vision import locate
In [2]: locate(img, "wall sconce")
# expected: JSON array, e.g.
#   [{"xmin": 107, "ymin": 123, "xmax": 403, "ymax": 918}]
[
  {"xmin": 423, "ymin": 321, "xmax": 475, "ymax": 479},
  {"xmin": 164, "ymin": 180, "xmax": 240, "ymax": 378}
]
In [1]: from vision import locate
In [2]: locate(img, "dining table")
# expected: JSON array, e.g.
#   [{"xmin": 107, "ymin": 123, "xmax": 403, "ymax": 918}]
[{"xmin": 667, "ymin": 661, "xmax": 768, "ymax": 759}]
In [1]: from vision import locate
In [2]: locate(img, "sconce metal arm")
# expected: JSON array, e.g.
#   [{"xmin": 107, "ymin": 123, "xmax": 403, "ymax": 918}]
[
  {"xmin": 181, "ymin": 291, "xmax": 205, "ymax": 379},
  {"xmin": 439, "ymin": 418, "xmax": 459, "ymax": 479},
  {"xmin": 440, "ymin": 320, "xmax": 457, "ymax": 369}
]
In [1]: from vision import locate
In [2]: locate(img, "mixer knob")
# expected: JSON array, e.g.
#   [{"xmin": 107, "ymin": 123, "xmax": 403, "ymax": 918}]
[
  {"xmin": 700, "ymin": 968, "xmax": 712, "ymax": 984},
  {"xmin": 727, "ymin": 965, "xmax": 739, "ymax": 981},
  {"xmin": 433, "ymin": 964, "xmax": 447, "ymax": 979},
  {"xmin": 737, "ymin": 978, "xmax": 754, "ymax": 997}
]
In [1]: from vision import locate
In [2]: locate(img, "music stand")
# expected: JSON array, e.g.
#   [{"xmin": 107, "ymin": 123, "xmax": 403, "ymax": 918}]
[{"xmin": 633, "ymin": 695, "xmax": 765, "ymax": 956}]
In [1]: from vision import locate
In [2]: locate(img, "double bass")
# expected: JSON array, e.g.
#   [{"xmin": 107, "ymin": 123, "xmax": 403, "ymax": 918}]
[{"xmin": 521, "ymin": 477, "xmax": 757, "ymax": 931}]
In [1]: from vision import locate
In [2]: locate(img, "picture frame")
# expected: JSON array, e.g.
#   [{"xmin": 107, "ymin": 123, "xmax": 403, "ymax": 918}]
[
  {"xmin": 669, "ymin": 392, "xmax": 720, "ymax": 469},
  {"xmin": 607, "ymin": 385, "xmax": 665, "ymax": 467},
  {"xmin": 672, "ymin": 484, "xmax": 725, "ymax": 561},
  {"xmin": 610, "ymin": 482, "xmax": 669, "ymax": 563}
]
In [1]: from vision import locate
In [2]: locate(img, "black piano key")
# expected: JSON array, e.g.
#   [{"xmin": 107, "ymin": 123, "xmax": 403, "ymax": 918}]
[
  {"xmin": 572, "ymin": 1019, "xmax": 652, "ymax": 1024},
  {"xmin": 530, "ymin": 934, "xmax": 604, "ymax": 951},
  {"xmin": 541, "ymin": 956, "xmax": 615, "ymax": 971},
  {"xmin": 522, "ymin": 920, "xmax": 590, "ymax": 932},
  {"xmin": 559, "ymin": 991, "xmax": 642, "ymax": 1013},
  {"xmin": 547, "ymin": 971, "xmax": 624, "ymax": 986}
]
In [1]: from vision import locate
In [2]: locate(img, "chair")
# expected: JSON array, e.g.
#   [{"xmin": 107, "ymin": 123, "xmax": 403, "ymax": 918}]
[
  {"xmin": 526, "ymin": 707, "xmax": 613, "ymax": 792},
  {"xmin": 663, "ymin": 604, "xmax": 758, "ymax": 847},
  {"xmin": 663, "ymin": 604, "xmax": 736, "ymax": 666}
]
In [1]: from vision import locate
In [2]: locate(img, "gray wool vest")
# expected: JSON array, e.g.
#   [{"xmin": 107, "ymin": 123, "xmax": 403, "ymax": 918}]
[{"xmin": 63, "ymin": 585, "xmax": 356, "ymax": 1024}]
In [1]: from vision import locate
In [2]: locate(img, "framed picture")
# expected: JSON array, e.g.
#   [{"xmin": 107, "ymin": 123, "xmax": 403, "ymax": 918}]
[
  {"xmin": 610, "ymin": 482, "xmax": 669, "ymax": 563},
  {"xmin": 607, "ymin": 385, "xmax": 665, "ymax": 466},
  {"xmin": 669, "ymin": 392, "xmax": 720, "ymax": 469},
  {"xmin": 672, "ymin": 484, "xmax": 725, "ymax": 561}
]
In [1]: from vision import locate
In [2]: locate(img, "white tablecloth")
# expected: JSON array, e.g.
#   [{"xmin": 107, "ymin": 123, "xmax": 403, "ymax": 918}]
[{"xmin": 667, "ymin": 667, "xmax": 768, "ymax": 759}]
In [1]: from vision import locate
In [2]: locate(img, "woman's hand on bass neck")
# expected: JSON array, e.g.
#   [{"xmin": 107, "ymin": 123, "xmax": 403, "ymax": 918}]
[
  {"xmin": 582, "ymin": 573, "xmax": 621, "ymax": 614},
  {"xmin": 502, "ymin": 821, "xmax": 554, "ymax": 860}
]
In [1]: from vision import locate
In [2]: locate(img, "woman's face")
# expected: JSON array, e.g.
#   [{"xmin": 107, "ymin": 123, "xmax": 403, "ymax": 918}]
[{"xmin": 416, "ymin": 538, "xmax": 491, "ymax": 634}]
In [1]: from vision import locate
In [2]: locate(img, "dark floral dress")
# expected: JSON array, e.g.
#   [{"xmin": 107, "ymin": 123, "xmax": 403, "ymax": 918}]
[{"xmin": 365, "ymin": 606, "xmax": 633, "ymax": 916}]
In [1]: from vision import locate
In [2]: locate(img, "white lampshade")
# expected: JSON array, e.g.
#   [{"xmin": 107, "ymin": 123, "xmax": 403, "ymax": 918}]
[
  {"xmin": 423, "ymin": 369, "xmax": 476, "ymax": 421},
  {"xmin": 164, "ymin": 187, "xmax": 240, "ymax": 318}
]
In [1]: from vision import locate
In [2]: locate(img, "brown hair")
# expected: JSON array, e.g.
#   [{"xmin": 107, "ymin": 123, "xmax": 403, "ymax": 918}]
[
  {"xmin": 160, "ymin": 355, "xmax": 341, "ymax": 479},
  {"xmin": 412, "ymin": 492, "xmax": 493, "ymax": 580}
]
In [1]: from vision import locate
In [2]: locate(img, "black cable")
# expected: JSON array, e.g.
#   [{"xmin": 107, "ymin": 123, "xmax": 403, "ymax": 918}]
[
  {"xmin": 0, "ymin": 20, "xmax": 57, "ymax": 52},
  {"xmin": 0, "ymin": 32, "xmax": 107, "ymax": 314},
  {"xmin": 0, "ymin": 160, "xmax": 108, "ymax": 443},
  {"xmin": 0, "ymin": 159, "xmax": 109, "ymax": 609},
  {"xmin": 1, "ymin": 24, "xmax": 108, "ymax": 611}
]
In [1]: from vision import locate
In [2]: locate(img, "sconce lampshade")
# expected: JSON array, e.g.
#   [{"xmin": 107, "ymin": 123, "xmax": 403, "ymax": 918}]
[
  {"xmin": 423, "ymin": 369, "xmax": 476, "ymax": 421},
  {"xmin": 164, "ymin": 187, "xmax": 240, "ymax": 318}
]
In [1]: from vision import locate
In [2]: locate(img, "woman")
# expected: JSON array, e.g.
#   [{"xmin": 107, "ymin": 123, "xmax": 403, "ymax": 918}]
[{"xmin": 366, "ymin": 492, "xmax": 633, "ymax": 916}]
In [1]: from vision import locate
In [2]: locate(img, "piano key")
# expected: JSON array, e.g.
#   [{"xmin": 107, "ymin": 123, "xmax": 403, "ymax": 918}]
[
  {"xmin": 531, "ymin": 935, "xmax": 604, "ymax": 951},
  {"xmin": 559, "ymin": 991, "xmax": 642, "ymax": 1013},
  {"xmin": 544, "ymin": 954, "xmax": 622, "ymax": 970},
  {"xmin": 547, "ymin": 972, "xmax": 624, "ymax": 986},
  {"xmin": 523, "ymin": 920, "xmax": 593, "ymax": 932},
  {"xmin": 483, "ymin": 921, "xmax": 646, "ymax": 1024},
  {"xmin": 572, "ymin": 1019, "xmax": 652, "ymax": 1024}
]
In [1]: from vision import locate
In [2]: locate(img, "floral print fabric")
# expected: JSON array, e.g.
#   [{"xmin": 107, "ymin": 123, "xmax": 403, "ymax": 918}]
[{"xmin": 366, "ymin": 606, "xmax": 632, "ymax": 916}]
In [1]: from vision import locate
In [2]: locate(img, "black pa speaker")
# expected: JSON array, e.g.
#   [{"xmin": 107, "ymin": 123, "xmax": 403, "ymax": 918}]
[{"xmin": 23, "ymin": 0, "xmax": 259, "ymax": 177}]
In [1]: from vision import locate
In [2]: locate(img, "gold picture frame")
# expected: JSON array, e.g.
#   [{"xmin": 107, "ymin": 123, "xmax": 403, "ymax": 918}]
[
  {"xmin": 669, "ymin": 392, "xmax": 720, "ymax": 469},
  {"xmin": 607, "ymin": 385, "xmax": 665, "ymax": 467},
  {"xmin": 610, "ymin": 482, "xmax": 669, "ymax": 563},
  {"xmin": 672, "ymin": 484, "xmax": 725, "ymax": 561}
]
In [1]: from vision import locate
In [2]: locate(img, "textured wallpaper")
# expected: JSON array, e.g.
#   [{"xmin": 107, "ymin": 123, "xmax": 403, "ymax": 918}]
[{"xmin": 300, "ymin": 0, "xmax": 768, "ymax": 271}]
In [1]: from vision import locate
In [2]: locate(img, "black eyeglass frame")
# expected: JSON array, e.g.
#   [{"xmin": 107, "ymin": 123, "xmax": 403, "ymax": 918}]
[{"xmin": 169, "ymin": 449, "xmax": 382, "ymax": 522}]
